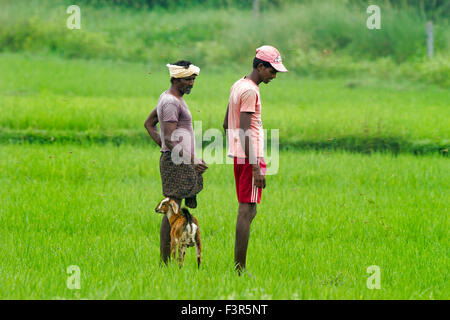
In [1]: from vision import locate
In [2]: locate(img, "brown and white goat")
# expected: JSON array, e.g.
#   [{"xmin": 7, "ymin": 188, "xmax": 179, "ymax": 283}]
[{"xmin": 155, "ymin": 197, "xmax": 202, "ymax": 268}]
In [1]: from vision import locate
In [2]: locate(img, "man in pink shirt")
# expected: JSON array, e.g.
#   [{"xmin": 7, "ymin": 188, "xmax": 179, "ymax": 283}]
[
  {"xmin": 145, "ymin": 60, "xmax": 207, "ymax": 265},
  {"xmin": 223, "ymin": 46, "xmax": 288, "ymax": 275}
]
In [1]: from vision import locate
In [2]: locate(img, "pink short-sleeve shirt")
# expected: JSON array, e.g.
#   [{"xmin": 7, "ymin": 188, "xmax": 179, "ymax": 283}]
[
  {"xmin": 155, "ymin": 91, "xmax": 195, "ymax": 157},
  {"xmin": 227, "ymin": 77, "xmax": 264, "ymax": 158}
]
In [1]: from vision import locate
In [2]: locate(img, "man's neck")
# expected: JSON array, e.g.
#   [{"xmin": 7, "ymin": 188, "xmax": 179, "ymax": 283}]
[
  {"xmin": 246, "ymin": 69, "xmax": 261, "ymax": 86},
  {"xmin": 168, "ymin": 85, "xmax": 183, "ymax": 98}
]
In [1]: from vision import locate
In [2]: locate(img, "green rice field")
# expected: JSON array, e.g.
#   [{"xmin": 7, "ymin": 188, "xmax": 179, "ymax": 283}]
[
  {"xmin": 0, "ymin": 144, "xmax": 448, "ymax": 299},
  {"xmin": 0, "ymin": 51, "xmax": 449, "ymax": 299}
]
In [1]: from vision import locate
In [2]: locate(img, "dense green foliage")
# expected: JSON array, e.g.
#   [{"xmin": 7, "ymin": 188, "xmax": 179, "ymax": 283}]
[
  {"xmin": 64, "ymin": 0, "xmax": 285, "ymax": 10},
  {"xmin": 63, "ymin": 0, "xmax": 450, "ymax": 19},
  {"xmin": 1, "ymin": 0, "xmax": 449, "ymax": 85}
]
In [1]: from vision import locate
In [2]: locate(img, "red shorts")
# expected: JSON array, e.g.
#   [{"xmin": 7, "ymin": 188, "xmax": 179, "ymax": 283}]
[{"xmin": 234, "ymin": 157, "xmax": 267, "ymax": 204}]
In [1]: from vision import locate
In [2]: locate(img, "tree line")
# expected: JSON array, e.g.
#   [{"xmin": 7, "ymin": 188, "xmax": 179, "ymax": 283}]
[{"xmin": 66, "ymin": 0, "xmax": 449, "ymax": 18}]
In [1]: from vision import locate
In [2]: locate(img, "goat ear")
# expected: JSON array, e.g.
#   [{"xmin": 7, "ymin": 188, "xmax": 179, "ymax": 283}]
[
  {"xmin": 169, "ymin": 200, "xmax": 179, "ymax": 213},
  {"xmin": 155, "ymin": 199, "xmax": 163, "ymax": 212}
]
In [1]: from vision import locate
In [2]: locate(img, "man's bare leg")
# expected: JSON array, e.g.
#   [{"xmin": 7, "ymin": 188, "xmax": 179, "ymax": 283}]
[
  {"xmin": 234, "ymin": 202, "xmax": 257, "ymax": 274},
  {"xmin": 160, "ymin": 215, "xmax": 171, "ymax": 265}
]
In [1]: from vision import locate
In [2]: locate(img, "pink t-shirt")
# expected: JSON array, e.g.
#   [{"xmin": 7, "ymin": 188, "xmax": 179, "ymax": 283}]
[
  {"xmin": 155, "ymin": 91, "xmax": 195, "ymax": 157},
  {"xmin": 227, "ymin": 77, "xmax": 264, "ymax": 158}
]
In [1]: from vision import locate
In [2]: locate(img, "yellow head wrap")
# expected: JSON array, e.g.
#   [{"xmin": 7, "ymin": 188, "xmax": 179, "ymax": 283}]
[{"xmin": 166, "ymin": 64, "xmax": 200, "ymax": 78}]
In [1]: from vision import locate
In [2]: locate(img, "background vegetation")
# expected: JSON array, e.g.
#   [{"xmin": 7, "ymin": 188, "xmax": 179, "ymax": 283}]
[
  {"xmin": 1, "ymin": 0, "xmax": 449, "ymax": 86},
  {"xmin": 62, "ymin": 0, "xmax": 450, "ymax": 19},
  {"xmin": 0, "ymin": 52, "xmax": 448, "ymax": 154}
]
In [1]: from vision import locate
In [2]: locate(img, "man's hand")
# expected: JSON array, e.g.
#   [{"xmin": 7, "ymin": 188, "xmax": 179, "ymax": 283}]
[
  {"xmin": 194, "ymin": 158, "xmax": 208, "ymax": 174},
  {"xmin": 252, "ymin": 164, "xmax": 266, "ymax": 189},
  {"xmin": 239, "ymin": 112, "xmax": 265, "ymax": 188}
]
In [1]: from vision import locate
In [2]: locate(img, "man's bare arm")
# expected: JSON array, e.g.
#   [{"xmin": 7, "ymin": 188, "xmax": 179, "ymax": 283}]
[
  {"xmin": 239, "ymin": 112, "xmax": 265, "ymax": 189},
  {"xmin": 160, "ymin": 121, "xmax": 177, "ymax": 151},
  {"xmin": 223, "ymin": 103, "xmax": 229, "ymax": 132},
  {"xmin": 144, "ymin": 108, "xmax": 161, "ymax": 147}
]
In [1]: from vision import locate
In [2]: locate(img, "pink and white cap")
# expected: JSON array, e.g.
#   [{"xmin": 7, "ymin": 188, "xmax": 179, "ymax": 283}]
[{"xmin": 255, "ymin": 45, "xmax": 288, "ymax": 72}]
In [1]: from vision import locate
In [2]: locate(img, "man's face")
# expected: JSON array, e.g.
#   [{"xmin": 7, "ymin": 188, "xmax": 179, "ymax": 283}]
[
  {"xmin": 258, "ymin": 64, "xmax": 278, "ymax": 84},
  {"xmin": 176, "ymin": 75, "xmax": 196, "ymax": 94}
]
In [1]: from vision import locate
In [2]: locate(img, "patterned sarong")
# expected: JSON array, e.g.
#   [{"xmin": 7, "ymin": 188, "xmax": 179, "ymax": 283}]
[{"xmin": 159, "ymin": 152, "xmax": 203, "ymax": 208}]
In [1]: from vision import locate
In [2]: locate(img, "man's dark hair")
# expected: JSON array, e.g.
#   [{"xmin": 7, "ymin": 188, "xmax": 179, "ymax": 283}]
[
  {"xmin": 170, "ymin": 60, "xmax": 193, "ymax": 83},
  {"xmin": 253, "ymin": 57, "xmax": 273, "ymax": 70},
  {"xmin": 172, "ymin": 60, "xmax": 192, "ymax": 68}
]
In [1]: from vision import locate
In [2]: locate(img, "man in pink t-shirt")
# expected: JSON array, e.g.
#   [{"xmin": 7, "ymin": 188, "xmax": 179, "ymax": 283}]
[
  {"xmin": 223, "ymin": 45, "xmax": 288, "ymax": 275},
  {"xmin": 144, "ymin": 60, "xmax": 208, "ymax": 265}
]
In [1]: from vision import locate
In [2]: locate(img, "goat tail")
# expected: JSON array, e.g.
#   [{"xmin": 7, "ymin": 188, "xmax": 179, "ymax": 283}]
[{"xmin": 181, "ymin": 207, "xmax": 193, "ymax": 225}]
